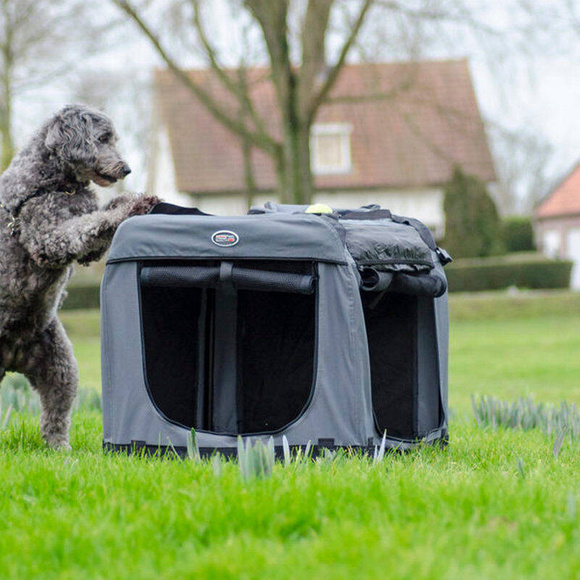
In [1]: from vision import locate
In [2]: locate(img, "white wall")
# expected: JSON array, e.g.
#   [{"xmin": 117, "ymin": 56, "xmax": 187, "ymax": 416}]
[
  {"xmin": 148, "ymin": 126, "xmax": 192, "ymax": 206},
  {"xmin": 566, "ymin": 229, "xmax": 580, "ymax": 290},
  {"xmin": 314, "ymin": 188, "xmax": 444, "ymax": 237},
  {"xmin": 148, "ymin": 124, "xmax": 445, "ymax": 233},
  {"xmin": 192, "ymin": 188, "xmax": 445, "ymax": 237}
]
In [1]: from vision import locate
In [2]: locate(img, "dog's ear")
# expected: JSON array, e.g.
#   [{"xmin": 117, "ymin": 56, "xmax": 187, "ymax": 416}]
[{"xmin": 45, "ymin": 106, "xmax": 97, "ymax": 165}]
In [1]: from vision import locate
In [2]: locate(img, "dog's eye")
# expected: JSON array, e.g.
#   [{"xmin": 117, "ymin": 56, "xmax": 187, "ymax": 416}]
[{"xmin": 99, "ymin": 133, "xmax": 112, "ymax": 144}]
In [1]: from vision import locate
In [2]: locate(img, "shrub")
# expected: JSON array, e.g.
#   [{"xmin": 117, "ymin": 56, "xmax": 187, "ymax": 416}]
[
  {"xmin": 62, "ymin": 283, "xmax": 100, "ymax": 310},
  {"xmin": 503, "ymin": 216, "xmax": 536, "ymax": 253},
  {"xmin": 1, "ymin": 374, "xmax": 101, "ymax": 414},
  {"xmin": 443, "ymin": 167, "xmax": 505, "ymax": 258},
  {"xmin": 446, "ymin": 252, "xmax": 572, "ymax": 292},
  {"xmin": 472, "ymin": 395, "xmax": 580, "ymax": 438}
]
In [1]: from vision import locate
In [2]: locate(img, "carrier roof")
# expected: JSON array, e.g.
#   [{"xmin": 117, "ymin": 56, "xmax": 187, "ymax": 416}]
[{"xmin": 107, "ymin": 213, "xmax": 347, "ymax": 264}]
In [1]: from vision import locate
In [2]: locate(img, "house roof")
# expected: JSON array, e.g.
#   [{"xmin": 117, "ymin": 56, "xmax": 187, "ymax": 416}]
[
  {"xmin": 153, "ymin": 59, "xmax": 496, "ymax": 195},
  {"xmin": 535, "ymin": 161, "xmax": 580, "ymax": 220}
]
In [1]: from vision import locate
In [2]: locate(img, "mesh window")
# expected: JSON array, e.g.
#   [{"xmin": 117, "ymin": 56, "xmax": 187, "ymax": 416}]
[
  {"xmin": 141, "ymin": 285, "xmax": 203, "ymax": 427},
  {"xmin": 140, "ymin": 260, "xmax": 316, "ymax": 434},
  {"xmin": 363, "ymin": 292, "xmax": 418, "ymax": 439},
  {"xmin": 237, "ymin": 290, "xmax": 315, "ymax": 433}
]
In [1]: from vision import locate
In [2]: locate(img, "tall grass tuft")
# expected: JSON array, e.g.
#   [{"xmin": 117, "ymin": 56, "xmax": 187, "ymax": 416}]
[
  {"xmin": 373, "ymin": 431, "xmax": 387, "ymax": 465},
  {"xmin": 237, "ymin": 436, "xmax": 275, "ymax": 480},
  {"xmin": 472, "ymin": 395, "xmax": 580, "ymax": 438},
  {"xmin": 187, "ymin": 429, "xmax": 201, "ymax": 462},
  {"xmin": 1, "ymin": 374, "xmax": 101, "ymax": 414},
  {"xmin": 1, "ymin": 374, "xmax": 41, "ymax": 414},
  {"xmin": 1, "ymin": 404, "xmax": 13, "ymax": 430}
]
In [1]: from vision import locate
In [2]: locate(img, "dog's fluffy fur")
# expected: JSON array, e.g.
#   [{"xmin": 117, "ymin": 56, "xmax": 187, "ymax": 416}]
[{"xmin": 0, "ymin": 104, "xmax": 159, "ymax": 449}]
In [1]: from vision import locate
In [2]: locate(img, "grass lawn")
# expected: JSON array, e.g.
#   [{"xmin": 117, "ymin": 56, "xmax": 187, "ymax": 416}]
[{"xmin": 1, "ymin": 290, "xmax": 580, "ymax": 578}]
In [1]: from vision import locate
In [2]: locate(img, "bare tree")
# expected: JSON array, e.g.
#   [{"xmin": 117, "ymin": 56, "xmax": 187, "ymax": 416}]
[
  {"xmin": 111, "ymin": 0, "xmax": 376, "ymax": 204},
  {"xmin": 0, "ymin": 0, "xmax": 97, "ymax": 170},
  {"xmin": 111, "ymin": 0, "xmax": 578, "ymax": 205},
  {"xmin": 489, "ymin": 125, "xmax": 556, "ymax": 214}
]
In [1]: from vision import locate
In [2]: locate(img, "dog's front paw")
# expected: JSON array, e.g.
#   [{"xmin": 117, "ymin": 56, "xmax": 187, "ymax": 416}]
[
  {"xmin": 105, "ymin": 195, "xmax": 132, "ymax": 211},
  {"xmin": 127, "ymin": 195, "xmax": 161, "ymax": 217},
  {"xmin": 30, "ymin": 251, "xmax": 53, "ymax": 268}
]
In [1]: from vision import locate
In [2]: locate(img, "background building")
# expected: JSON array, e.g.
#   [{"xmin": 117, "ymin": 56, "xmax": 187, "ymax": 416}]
[
  {"xmin": 535, "ymin": 161, "xmax": 580, "ymax": 289},
  {"xmin": 148, "ymin": 59, "xmax": 496, "ymax": 238}
]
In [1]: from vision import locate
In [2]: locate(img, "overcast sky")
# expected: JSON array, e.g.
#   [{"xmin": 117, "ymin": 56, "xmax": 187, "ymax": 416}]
[{"xmin": 12, "ymin": 1, "xmax": 580, "ymax": 199}]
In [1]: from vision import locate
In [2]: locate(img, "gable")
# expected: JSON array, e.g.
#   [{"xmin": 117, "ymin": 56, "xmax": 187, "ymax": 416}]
[{"xmin": 536, "ymin": 162, "xmax": 580, "ymax": 219}]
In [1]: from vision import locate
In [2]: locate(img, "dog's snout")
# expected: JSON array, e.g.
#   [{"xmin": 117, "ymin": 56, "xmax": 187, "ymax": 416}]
[{"xmin": 121, "ymin": 164, "xmax": 132, "ymax": 177}]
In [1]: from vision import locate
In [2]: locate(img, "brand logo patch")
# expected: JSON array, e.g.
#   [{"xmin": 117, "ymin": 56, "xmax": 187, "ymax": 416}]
[{"xmin": 211, "ymin": 230, "xmax": 239, "ymax": 247}]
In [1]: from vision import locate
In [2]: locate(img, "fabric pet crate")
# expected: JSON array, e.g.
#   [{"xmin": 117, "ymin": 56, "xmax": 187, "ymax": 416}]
[{"xmin": 101, "ymin": 202, "xmax": 451, "ymax": 456}]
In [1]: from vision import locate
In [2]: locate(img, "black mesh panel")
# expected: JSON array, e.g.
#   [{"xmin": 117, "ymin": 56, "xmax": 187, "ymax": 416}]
[
  {"xmin": 363, "ymin": 292, "xmax": 418, "ymax": 439},
  {"xmin": 237, "ymin": 290, "xmax": 315, "ymax": 433},
  {"xmin": 139, "ymin": 260, "xmax": 317, "ymax": 435},
  {"xmin": 141, "ymin": 285, "xmax": 202, "ymax": 427}
]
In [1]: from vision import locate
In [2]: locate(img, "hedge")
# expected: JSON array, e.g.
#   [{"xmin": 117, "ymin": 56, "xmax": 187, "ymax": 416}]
[
  {"xmin": 58, "ymin": 253, "xmax": 575, "ymax": 306},
  {"xmin": 62, "ymin": 283, "xmax": 100, "ymax": 310},
  {"xmin": 446, "ymin": 252, "xmax": 573, "ymax": 293},
  {"xmin": 443, "ymin": 167, "xmax": 505, "ymax": 258},
  {"xmin": 503, "ymin": 216, "xmax": 536, "ymax": 253}
]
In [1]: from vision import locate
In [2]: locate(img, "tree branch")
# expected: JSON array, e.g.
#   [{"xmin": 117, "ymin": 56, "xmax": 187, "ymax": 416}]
[
  {"xmin": 243, "ymin": 0, "xmax": 293, "ymax": 115},
  {"xmin": 112, "ymin": 0, "xmax": 279, "ymax": 154},
  {"xmin": 188, "ymin": 0, "xmax": 272, "ymax": 141},
  {"xmin": 306, "ymin": 0, "xmax": 374, "ymax": 123},
  {"xmin": 298, "ymin": 0, "xmax": 333, "ymax": 120}
]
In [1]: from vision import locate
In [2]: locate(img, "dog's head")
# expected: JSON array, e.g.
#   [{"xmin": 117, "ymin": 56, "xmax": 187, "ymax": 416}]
[{"xmin": 44, "ymin": 104, "xmax": 131, "ymax": 187}]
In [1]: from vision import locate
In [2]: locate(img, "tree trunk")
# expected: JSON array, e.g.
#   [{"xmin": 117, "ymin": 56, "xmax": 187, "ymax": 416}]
[
  {"xmin": 242, "ymin": 134, "xmax": 256, "ymax": 210},
  {"xmin": 0, "ymin": 40, "xmax": 14, "ymax": 171},
  {"xmin": 0, "ymin": 106, "xmax": 13, "ymax": 171},
  {"xmin": 284, "ymin": 122, "xmax": 314, "ymax": 205},
  {"xmin": 275, "ymin": 122, "xmax": 314, "ymax": 206}
]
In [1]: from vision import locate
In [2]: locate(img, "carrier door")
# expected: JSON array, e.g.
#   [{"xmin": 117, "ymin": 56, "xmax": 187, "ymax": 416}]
[
  {"xmin": 363, "ymin": 292, "xmax": 442, "ymax": 440},
  {"xmin": 139, "ymin": 260, "xmax": 317, "ymax": 435}
]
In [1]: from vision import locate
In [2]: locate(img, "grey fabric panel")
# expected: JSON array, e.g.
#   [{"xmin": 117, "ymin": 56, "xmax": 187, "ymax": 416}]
[
  {"xmin": 416, "ymin": 297, "xmax": 441, "ymax": 435},
  {"xmin": 434, "ymin": 283, "xmax": 449, "ymax": 430},
  {"xmin": 282, "ymin": 260, "xmax": 375, "ymax": 446},
  {"xmin": 107, "ymin": 213, "xmax": 346, "ymax": 264},
  {"xmin": 211, "ymin": 287, "xmax": 238, "ymax": 433},
  {"xmin": 101, "ymin": 262, "xmax": 188, "ymax": 446},
  {"xmin": 340, "ymin": 220, "xmax": 434, "ymax": 272}
]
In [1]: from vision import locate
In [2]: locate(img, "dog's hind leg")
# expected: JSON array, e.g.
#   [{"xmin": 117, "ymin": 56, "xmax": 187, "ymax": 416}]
[{"xmin": 21, "ymin": 319, "xmax": 78, "ymax": 449}]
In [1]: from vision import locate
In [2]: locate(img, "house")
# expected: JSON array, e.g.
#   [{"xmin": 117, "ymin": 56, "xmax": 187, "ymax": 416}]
[
  {"xmin": 148, "ymin": 59, "xmax": 496, "ymax": 238},
  {"xmin": 535, "ymin": 161, "xmax": 580, "ymax": 289}
]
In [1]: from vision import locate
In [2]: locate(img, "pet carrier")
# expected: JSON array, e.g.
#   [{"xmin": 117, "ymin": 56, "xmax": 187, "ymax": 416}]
[{"xmin": 101, "ymin": 202, "xmax": 451, "ymax": 456}]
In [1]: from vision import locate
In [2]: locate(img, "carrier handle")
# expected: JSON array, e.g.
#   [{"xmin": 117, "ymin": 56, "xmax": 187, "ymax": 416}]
[
  {"xmin": 141, "ymin": 264, "xmax": 315, "ymax": 295},
  {"xmin": 360, "ymin": 267, "xmax": 447, "ymax": 297}
]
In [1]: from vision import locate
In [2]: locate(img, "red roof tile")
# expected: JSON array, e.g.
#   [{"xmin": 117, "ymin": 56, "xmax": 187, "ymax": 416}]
[
  {"xmin": 536, "ymin": 162, "xmax": 580, "ymax": 219},
  {"xmin": 154, "ymin": 60, "xmax": 496, "ymax": 194}
]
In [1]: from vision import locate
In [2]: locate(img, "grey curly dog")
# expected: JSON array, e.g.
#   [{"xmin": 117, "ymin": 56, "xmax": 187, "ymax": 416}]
[{"xmin": 0, "ymin": 104, "xmax": 159, "ymax": 449}]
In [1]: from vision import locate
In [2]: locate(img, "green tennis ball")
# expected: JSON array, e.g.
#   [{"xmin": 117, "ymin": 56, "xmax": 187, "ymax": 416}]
[{"xmin": 305, "ymin": 203, "xmax": 333, "ymax": 214}]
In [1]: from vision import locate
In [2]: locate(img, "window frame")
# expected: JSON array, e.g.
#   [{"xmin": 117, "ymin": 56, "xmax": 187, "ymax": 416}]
[{"xmin": 310, "ymin": 123, "xmax": 353, "ymax": 176}]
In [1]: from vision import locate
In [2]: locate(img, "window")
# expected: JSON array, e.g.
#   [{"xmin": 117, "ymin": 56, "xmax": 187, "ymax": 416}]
[
  {"xmin": 543, "ymin": 230, "xmax": 561, "ymax": 259},
  {"xmin": 311, "ymin": 123, "xmax": 352, "ymax": 175}
]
